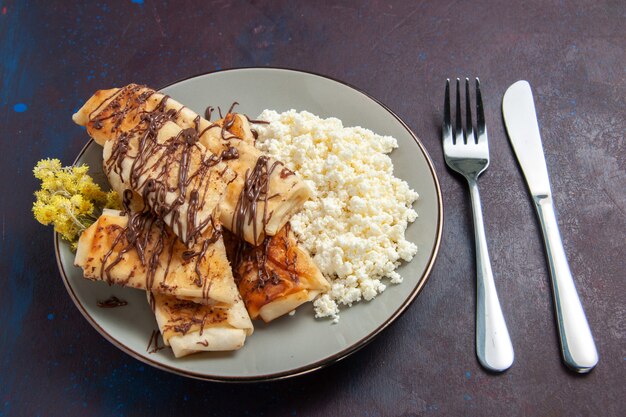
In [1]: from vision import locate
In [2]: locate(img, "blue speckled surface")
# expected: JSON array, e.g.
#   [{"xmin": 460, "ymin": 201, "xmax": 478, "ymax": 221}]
[{"xmin": 1, "ymin": 1, "xmax": 624, "ymax": 416}]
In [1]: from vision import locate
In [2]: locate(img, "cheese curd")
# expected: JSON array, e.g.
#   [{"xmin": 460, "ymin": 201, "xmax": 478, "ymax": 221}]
[{"xmin": 255, "ymin": 110, "xmax": 418, "ymax": 321}]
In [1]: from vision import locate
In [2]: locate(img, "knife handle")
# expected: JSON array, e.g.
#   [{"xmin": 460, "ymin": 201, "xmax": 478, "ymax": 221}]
[
  {"xmin": 534, "ymin": 196, "xmax": 598, "ymax": 372},
  {"xmin": 468, "ymin": 180, "xmax": 514, "ymax": 372}
]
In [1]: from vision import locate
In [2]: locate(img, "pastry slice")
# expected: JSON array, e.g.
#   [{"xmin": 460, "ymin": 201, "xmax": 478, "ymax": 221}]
[
  {"xmin": 75, "ymin": 209, "xmax": 238, "ymax": 305},
  {"xmin": 224, "ymin": 224, "xmax": 330, "ymax": 322},
  {"xmin": 151, "ymin": 292, "xmax": 253, "ymax": 358},
  {"xmin": 73, "ymin": 84, "xmax": 236, "ymax": 246},
  {"xmin": 169, "ymin": 101, "xmax": 311, "ymax": 246},
  {"xmin": 72, "ymin": 84, "xmax": 311, "ymax": 246},
  {"xmin": 72, "ymin": 84, "xmax": 154, "ymax": 147}
]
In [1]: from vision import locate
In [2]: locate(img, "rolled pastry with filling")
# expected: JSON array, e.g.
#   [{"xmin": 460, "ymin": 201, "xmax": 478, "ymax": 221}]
[
  {"xmin": 151, "ymin": 292, "xmax": 253, "ymax": 358},
  {"xmin": 224, "ymin": 224, "xmax": 330, "ymax": 322},
  {"xmin": 172, "ymin": 103, "xmax": 311, "ymax": 246},
  {"xmin": 73, "ymin": 84, "xmax": 311, "ymax": 245},
  {"xmin": 73, "ymin": 84, "xmax": 233, "ymax": 246},
  {"xmin": 75, "ymin": 209, "xmax": 237, "ymax": 305}
]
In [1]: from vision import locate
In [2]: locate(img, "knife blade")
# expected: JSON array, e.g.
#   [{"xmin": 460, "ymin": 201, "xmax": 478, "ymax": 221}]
[
  {"xmin": 502, "ymin": 81, "xmax": 552, "ymax": 197},
  {"xmin": 502, "ymin": 80, "xmax": 598, "ymax": 373}
]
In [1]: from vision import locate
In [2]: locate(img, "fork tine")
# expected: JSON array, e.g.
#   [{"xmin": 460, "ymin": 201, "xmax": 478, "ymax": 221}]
[
  {"xmin": 476, "ymin": 77, "xmax": 487, "ymax": 142},
  {"xmin": 443, "ymin": 79, "xmax": 453, "ymax": 146},
  {"xmin": 465, "ymin": 78, "xmax": 476, "ymax": 144},
  {"xmin": 455, "ymin": 78, "xmax": 464, "ymax": 144}
]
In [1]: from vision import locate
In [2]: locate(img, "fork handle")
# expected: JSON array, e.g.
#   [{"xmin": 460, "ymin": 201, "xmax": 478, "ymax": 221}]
[
  {"xmin": 468, "ymin": 179, "xmax": 514, "ymax": 372},
  {"xmin": 534, "ymin": 196, "xmax": 598, "ymax": 373}
]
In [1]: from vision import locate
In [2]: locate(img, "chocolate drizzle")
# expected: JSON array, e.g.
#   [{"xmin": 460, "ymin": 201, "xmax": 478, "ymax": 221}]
[
  {"xmin": 180, "ymin": 216, "xmax": 223, "ymax": 288},
  {"xmin": 216, "ymin": 102, "xmax": 239, "ymax": 119},
  {"xmin": 100, "ymin": 85, "xmax": 229, "ymax": 247},
  {"xmin": 204, "ymin": 106, "xmax": 214, "ymax": 121},
  {"xmin": 231, "ymin": 155, "xmax": 282, "ymax": 245},
  {"xmin": 244, "ymin": 115, "xmax": 270, "ymax": 125},
  {"xmin": 96, "ymin": 296, "xmax": 128, "ymax": 308},
  {"xmin": 161, "ymin": 299, "xmax": 227, "ymax": 337},
  {"xmin": 207, "ymin": 102, "xmax": 270, "ymax": 142},
  {"xmin": 98, "ymin": 194, "xmax": 223, "ymax": 298},
  {"xmin": 146, "ymin": 329, "xmax": 165, "ymax": 354},
  {"xmin": 100, "ymin": 189, "xmax": 173, "ymax": 295},
  {"xmin": 245, "ymin": 115, "xmax": 269, "ymax": 142},
  {"xmin": 220, "ymin": 112, "xmax": 239, "ymax": 141},
  {"xmin": 220, "ymin": 146, "xmax": 239, "ymax": 160}
]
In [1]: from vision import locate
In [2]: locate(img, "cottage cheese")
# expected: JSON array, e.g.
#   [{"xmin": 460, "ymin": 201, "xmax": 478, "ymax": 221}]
[{"xmin": 255, "ymin": 110, "xmax": 418, "ymax": 322}]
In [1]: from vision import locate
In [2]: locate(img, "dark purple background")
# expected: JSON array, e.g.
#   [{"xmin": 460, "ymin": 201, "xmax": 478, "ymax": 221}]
[{"xmin": 1, "ymin": 1, "xmax": 624, "ymax": 416}]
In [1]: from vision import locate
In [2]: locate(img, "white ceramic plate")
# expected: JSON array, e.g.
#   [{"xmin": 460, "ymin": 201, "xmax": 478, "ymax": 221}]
[{"xmin": 56, "ymin": 68, "xmax": 443, "ymax": 381}]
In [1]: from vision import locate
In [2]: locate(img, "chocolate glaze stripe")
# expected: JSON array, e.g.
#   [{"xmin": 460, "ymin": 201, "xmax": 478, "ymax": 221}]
[
  {"xmin": 146, "ymin": 329, "xmax": 165, "ymax": 354},
  {"xmin": 100, "ymin": 189, "xmax": 174, "ymax": 294},
  {"xmin": 160, "ymin": 300, "xmax": 227, "ymax": 337},
  {"xmin": 245, "ymin": 115, "xmax": 270, "ymax": 125},
  {"xmin": 96, "ymin": 296, "xmax": 128, "ymax": 308},
  {"xmin": 231, "ymin": 155, "xmax": 282, "ymax": 246},
  {"xmin": 98, "ymin": 85, "xmax": 225, "ymax": 247}
]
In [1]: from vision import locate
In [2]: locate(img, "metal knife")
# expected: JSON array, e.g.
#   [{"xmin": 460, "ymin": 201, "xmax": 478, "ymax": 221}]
[{"xmin": 502, "ymin": 80, "xmax": 598, "ymax": 373}]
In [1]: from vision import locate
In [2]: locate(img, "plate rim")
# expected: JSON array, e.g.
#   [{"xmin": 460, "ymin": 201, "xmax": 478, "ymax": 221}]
[{"xmin": 55, "ymin": 66, "xmax": 444, "ymax": 382}]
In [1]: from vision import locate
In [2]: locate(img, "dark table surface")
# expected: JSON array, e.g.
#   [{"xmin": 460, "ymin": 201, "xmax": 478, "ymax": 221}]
[{"xmin": 1, "ymin": 1, "xmax": 625, "ymax": 416}]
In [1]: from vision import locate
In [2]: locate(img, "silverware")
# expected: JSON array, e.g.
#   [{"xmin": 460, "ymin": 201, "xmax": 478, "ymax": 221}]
[
  {"xmin": 443, "ymin": 78, "xmax": 514, "ymax": 372},
  {"xmin": 502, "ymin": 80, "xmax": 598, "ymax": 373}
]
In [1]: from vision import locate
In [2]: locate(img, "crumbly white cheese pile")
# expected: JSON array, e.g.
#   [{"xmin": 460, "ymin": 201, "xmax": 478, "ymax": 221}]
[{"xmin": 255, "ymin": 110, "xmax": 418, "ymax": 322}]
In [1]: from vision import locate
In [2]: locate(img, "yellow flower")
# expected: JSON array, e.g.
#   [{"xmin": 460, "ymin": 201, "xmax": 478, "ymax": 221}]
[
  {"xmin": 32, "ymin": 159, "xmax": 119, "ymax": 250},
  {"xmin": 49, "ymin": 194, "xmax": 68, "ymax": 209},
  {"xmin": 79, "ymin": 198, "xmax": 94, "ymax": 214},
  {"xmin": 32, "ymin": 157, "xmax": 123, "ymax": 250},
  {"xmin": 32, "ymin": 201, "xmax": 57, "ymax": 225},
  {"xmin": 33, "ymin": 158, "xmax": 61, "ymax": 180},
  {"xmin": 51, "ymin": 210, "xmax": 76, "ymax": 242},
  {"xmin": 73, "ymin": 165, "xmax": 89, "ymax": 176},
  {"xmin": 70, "ymin": 194, "xmax": 94, "ymax": 215},
  {"xmin": 59, "ymin": 171, "xmax": 77, "ymax": 195},
  {"xmin": 34, "ymin": 190, "xmax": 50, "ymax": 204},
  {"xmin": 78, "ymin": 179, "xmax": 106, "ymax": 203},
  {"xmin": 105, "ymin": 190, "xmax": 122, "ymax": 210}
]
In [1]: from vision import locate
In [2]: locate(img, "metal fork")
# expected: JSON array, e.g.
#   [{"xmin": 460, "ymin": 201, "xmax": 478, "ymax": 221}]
[{"xmin": 443, "ymin": 78, "xmax": 514, "ymax": 372}]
